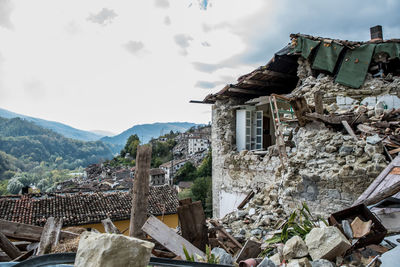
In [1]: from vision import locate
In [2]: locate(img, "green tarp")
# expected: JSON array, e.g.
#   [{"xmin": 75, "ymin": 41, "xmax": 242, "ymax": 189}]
[
  {"xmin": 335, "ymin": 44, "xmax": 376, "ymax": 88},
  {"xmin": 312, "ymin": 42, "xmax": 344, "ymax": 73},
  {"xmin": 293, "ymin": 36, "xmax": 321, "ymax": 59},
  {"xmin": 374, "ymin": 43, "xmax": 400, "ymax": 59}
]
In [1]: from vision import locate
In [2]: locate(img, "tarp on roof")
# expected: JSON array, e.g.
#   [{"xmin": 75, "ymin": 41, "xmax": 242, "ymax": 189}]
[
  {"xmin": 293, "ymin": 36, "xmax": 320, "ymax": 59},
  {"xmin": 335, "ymin": 44, "xmax": 376, "ymax": 88},
  {"xmin": 374, "ymin": 43, "xmax": 400, "ymax": 60},
  {"xmin": 312, "ymin": 42, "xmax": 344, "ymax": 73}
]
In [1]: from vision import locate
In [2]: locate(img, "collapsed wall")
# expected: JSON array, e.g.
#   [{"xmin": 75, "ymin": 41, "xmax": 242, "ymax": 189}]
[{"xmin": 211, "ymin": 58, "xmax": 400, "ymax": 239}]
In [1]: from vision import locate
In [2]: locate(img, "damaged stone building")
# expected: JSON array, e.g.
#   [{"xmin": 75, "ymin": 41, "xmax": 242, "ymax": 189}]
[{"xmin": 194, "ymin": 26, "xmax": 400, "ymax": 224}]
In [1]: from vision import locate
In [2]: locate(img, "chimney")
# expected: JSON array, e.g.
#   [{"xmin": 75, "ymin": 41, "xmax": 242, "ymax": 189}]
[{"xmin": 370, "ymin": 25, "xmax": 383, "ymax": 41}]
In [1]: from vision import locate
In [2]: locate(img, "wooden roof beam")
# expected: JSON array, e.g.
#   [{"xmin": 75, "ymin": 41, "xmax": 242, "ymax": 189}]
[
  {"xmin": 262, "ymin": 70, "xmax": 297, "ymax": 80},
  {"xmin": 242, "ymin": 79, "xmax": 283, "ymax": 87},
  {"xmin": 228, "ymin": 87, "xmax": 266, "ymax": 96}
]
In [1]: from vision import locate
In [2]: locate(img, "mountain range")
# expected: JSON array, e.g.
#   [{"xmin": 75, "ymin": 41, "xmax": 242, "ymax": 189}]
[{"xmin": 0, "ymin": 108, "xmax": 104, "ymax": 141}]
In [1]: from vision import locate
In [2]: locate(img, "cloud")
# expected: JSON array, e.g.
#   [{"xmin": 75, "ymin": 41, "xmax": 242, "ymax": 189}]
[
  {"xmin": 23, "ymin": 79, "xmax": 46, "ymax": 99},
  {"xmin": 195, "ymin": 80, "xmax": 221, "ymax": 89},
  {"xmin": 164, "ymin": 16, "xmax": 171, "ymax": 26},
  {"xmin": 65, "ymin": 21, "xmax": 80, "ymax": 35},
  {"xmin": 192, "ymin": 62, "xmax": 221, "ymax": 73},
  {"xmin": 154, "ymin": 0, "xmax": 169, "ymax": 9},
  {"xmin": 87, "ymin": 8, "xmax": 118, "ymax": 25},
  {"xmin": 201, "ymin": 41, "xmax": 211, "ymax": 47},
  {"xmin": 0, "ymin": 0, "xmax": 14, "ymax": 29},
  {"xmin": 123, "ymin": 41, "xmax": 145, "ymax": 54},
  {"xmin": 174, "ymin": 34, "xmax": 193, "ymax": 56}
]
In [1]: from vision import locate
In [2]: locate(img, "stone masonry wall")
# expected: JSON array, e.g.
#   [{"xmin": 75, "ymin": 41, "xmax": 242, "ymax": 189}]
[{"xmin": 211, "ymin": 59, "xmax": 400, "ymax": 223}]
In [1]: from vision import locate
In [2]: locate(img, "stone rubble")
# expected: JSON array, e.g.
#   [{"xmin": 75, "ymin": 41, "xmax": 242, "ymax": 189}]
[
  {"xmin": 283, "ymin": 236, "xmax": 309, "ymax": 260},
  {"xmin": 74, "ymin": 232, "xmax": 154, "ymax": 267},
  {"xmin": 305, "ymin": 227, "xmax": 351, "ymax": 261}
]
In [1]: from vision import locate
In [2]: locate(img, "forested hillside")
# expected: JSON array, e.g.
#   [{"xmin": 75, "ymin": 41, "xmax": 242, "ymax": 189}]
[{"xmin": 0, "ymin": 117, "xmax": 114, "ymax": 194}]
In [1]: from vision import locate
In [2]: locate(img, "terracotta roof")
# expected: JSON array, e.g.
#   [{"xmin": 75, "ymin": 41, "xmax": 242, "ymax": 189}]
[
  {"xmin": 159, "ymin": 159, "xmax": 188, "ymax": 168},
  {"xmin": 0, "ymin": 185, "xmax": 178, "ymax": 227},
  {"xmin": 149, "ymin": 168, "xmax": 166, "ymax": 176}
]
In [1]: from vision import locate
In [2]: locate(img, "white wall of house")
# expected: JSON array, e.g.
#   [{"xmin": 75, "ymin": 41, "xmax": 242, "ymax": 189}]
[{"xmin": 219, "ymin": 190, "xmax": 248, "ymax": 218}]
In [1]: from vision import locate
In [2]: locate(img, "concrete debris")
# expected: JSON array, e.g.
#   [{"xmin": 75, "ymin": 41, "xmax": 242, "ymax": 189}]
[
  {"xmin": 210, "ymin": 247, "xmax": 233, "ymax": 265},
  {"xmin": 283, "ymin": 236, "xmax": 309, "ymax": 260},
  {"xmin": 74, "ymin": 232, "xmax": 154, "ymax": 267},
  {"xmin": 341, "ymin": 220, "xmax": 353, "ymax": 239},
  {"xmin": 305, "ymin": 226, "xmax": 351, "ymax": 261},
  {"xmin": 351, "ymin": 217, "xmax": 372, "ymax": 239},
  {"xmin": 287, "ymin": 257, "xmax": 311, "ymax": 267},
  {"xmin": 257, "ymin": 257, "xmax": 277, "ymax": 267},
  {"xmin": 269, "ymin": 253, "xmax": 282, "ymax": 266},
  {"xmin": 310, "ymin": 259, "xmax": 336, "ymax": 267}
]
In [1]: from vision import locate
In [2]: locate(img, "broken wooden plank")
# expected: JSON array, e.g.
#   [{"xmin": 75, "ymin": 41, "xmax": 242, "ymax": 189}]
[
  {"xmin": 11, "ymin": 249, "xmax": 34, "ymax": 262},
  {"xmin": 289, "ymin": 96, "xmax": 311, "ymax": 127},
  {"xmin": 359, "ymin": 180, "xmax": 400, "ymax": 207},
  {"xmin": 354, "ymin": 156, "xmax": 400, "ymax": 206},
  {"xmin": 130, "ymin": 145, "xmax": 152, "ymax": 239},
  {"xmin": 209, "ymin": 220, "xmax": 242, "ymax": 249},
  {"xmin": 314, "ymin": 91, "xmax": 324, "ymax": 115},
  {"xmin": 179, "ymin": 198, "xmax": 192, "ymax": 206},
  {"xmin": 177, "ymin": 201, "xmax": 208, "ymax": 252},
  {"xmin": 101, "ymin": 218, "xmax": 121, "ymax": 234},
  {"xmin": 228, "ymin": 87, "xmax": 266, "ymax": 96},
  {"xmin": 0, "ymin": 232, "xmax": 22, "ymax": 260},
  {"xmin": 237, "ymin": 191, "xmax": 255, "ymax": 210},
  {"xmin": 389, "ymin": 147, "xmax": 400, "ymax": 155},
  {"xmin": 0, "ymin": 252, "xmax": 11, "ymax": 262},
  {"xmin": 342, "ymin": 120, "xmax": 358, "ymax": 141},
  {"xmin": 235, "ymin": 240, "xmax": 262, "ymax": 263},
  {"xmin": 36, "ymin": 217, "xmax": 63, "ymax": 255},
  {"xmin": 0, "ymin": 219, "xmax": 77, "ymax": 242},
  {"xmin": 142, "ymin": 215, "xmax": 205, "ymax": 259}
]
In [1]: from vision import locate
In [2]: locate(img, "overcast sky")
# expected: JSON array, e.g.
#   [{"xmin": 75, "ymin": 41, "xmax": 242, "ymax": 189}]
[{"xmin": 0, "ymin": 0, "xmax": 399, "ymax": 134}]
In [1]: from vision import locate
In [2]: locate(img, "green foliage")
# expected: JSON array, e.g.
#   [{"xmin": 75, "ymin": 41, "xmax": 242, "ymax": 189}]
[
  {"xmin": 196, "ymin": 150, "xmax": 211, "ymax": 177},
  {"xmin": 191, "ymin": 176, "xmax": 212, "ymax": 217},
  {"xmin": 183, "ymin": 245, "xmax": 195, "ymax": 262},
  {"xmin": 261, "ymin": 202, "xmax": 327, "ymax": 257},
  {"xmin": 175, "ymin": 162, "xmax": 197, "ymax": 183},
  {"xmin": 178, "ymin": 188, "xmax": 193, "ymax": 200},
  {"xmin": 3, "ymin": 167, "xmax": 78, "ymax": 195},
  {"xmin": 149, "ymin": 135, "xmax": 177, "ymax": 168},
  {"xmin": 205, "ymin": 245, "xmax": 219, "ymax": 264},
  {"xmin": 120, "ymin": 134, "xmax": 140, "ymax": 158},
  {"xmin": 0, "ymin": 180, "xmax": 9, "ymax": 195}
]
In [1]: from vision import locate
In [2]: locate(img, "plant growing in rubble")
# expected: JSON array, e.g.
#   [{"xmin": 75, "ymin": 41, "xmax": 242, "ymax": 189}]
[
  {"xmin": 260, "ymin": 202, "xmax": 328, "ymax": 257},
  {"xmin": 182, "ymin": 245, "xmax": 219, "ymax": 263}
]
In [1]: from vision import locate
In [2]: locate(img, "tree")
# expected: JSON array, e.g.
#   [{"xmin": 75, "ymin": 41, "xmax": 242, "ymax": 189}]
[
  {"xmin": 120, "ymin": 134, "xmax": 140, "ymax": 158},
  {"xmin": 191, "ymin": 176, "xmax": 212, "ymax": 217},
  {"xmin": 174, "ymin": 162, "xmax": 197, "ymax": 183},
  {"xmin": 196, "ymin": 150, "xmax": 211, "ymax": 178}
]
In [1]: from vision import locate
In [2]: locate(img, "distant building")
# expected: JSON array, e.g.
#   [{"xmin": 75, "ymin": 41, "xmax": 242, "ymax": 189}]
[
  {"xmin": 149, "ymin": 168, "xmax": 166, "ymax": 186},
  {"xmin": 160, "ymin": 159, "xmax": 188, "ymax": 185},
  {"xmin": 188, "ymin": 136, "xmax": 210, "ymax": 155},
  {"xmin": 176, "ymin": 181, "xmax": 193, "ymax": 193}
]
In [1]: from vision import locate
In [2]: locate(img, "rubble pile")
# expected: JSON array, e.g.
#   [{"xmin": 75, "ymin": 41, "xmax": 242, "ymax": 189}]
[{"xmin": 292, "ymin": 58, "xmax": 400, "ymax": 108}]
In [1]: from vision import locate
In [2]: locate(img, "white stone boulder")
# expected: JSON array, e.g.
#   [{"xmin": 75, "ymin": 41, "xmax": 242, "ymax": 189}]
[
  {"xmin": 283, "ymin": 236, "xmax": 309, "ymax": 260},
  {"xmin": 287, "ymin": 257, "xmax": 311, "ymax": 267},
  {"xmin": 75, "ymin": 232, "xmax": 155, "ymax": 267},
  {"xmin": 305, "ymin": 226, "xmax": 351, "ymax": 261}
]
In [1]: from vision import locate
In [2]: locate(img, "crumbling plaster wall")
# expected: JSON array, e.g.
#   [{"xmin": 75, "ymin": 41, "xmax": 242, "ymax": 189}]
[{"xmin": 211, "ymin": 58, "xmax": 400, "ymax": 219}]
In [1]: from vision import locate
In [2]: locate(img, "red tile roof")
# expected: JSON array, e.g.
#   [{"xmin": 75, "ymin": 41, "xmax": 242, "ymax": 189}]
[{"xmin": 0, "ymin": 185, "xmax": 178, "ymax": 227}]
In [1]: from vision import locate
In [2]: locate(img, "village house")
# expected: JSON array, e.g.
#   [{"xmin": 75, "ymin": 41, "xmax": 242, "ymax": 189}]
[
  {"xmin": 149, "ymin": 168, "xmax": 166, "ymax": 186},
  {"xmin": 0, "ymin": 185, "xmax": 179, "ymax": 232},
  {"xmin": 188, "ymin": 135, "xmax": 210, "ymax": 155},
  {"xmin": 160, "ymin": 158, "xmax": 188, "ymax": 185},
  {"xmin": 193, "ymin": 26, "xmax": 400, "ymax": 219}
]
